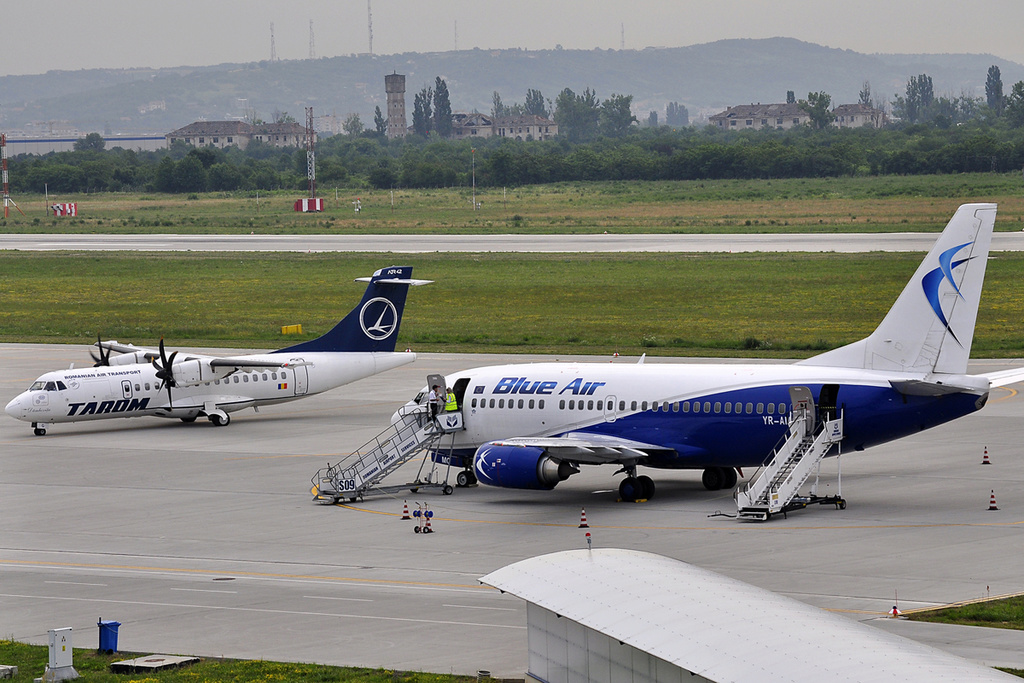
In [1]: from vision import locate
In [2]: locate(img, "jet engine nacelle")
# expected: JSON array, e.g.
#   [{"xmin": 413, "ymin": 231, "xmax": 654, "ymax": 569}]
[
  {"xmin": 473, "ymin": 442, "xmax": 578, "ymax": 490},
  {"xmin": 171, "ymin": 358, "xmax": 234, "ymax": 387}
]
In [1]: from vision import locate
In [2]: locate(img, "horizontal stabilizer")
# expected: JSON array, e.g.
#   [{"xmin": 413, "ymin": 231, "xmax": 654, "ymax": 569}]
[
  {"xmin": 890, "ymin": 375, "xmax": 988, "ymax": 396},
  {"xmin": 981, "ymin": 367, "xmax": 1024, "ymax": 388}
]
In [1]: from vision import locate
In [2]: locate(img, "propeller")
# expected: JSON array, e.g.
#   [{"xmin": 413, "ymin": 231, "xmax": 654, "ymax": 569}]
[
  {"xmin": 90, "ymin": 334, "xmax": 112, "ymax": 367},
  {"xmin": 151, "ymin": 338, "xmax": 178, "ymax": 405}
]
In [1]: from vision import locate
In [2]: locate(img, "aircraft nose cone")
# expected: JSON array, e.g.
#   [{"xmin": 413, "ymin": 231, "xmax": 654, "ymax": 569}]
[{"xmin": 5, "ymin": 395, "xmax": 24, "ymax": 418}]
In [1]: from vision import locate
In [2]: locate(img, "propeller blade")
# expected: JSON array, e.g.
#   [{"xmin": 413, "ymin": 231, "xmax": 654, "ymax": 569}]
[
  {"xmin": 91, "ymin": 334, "xmax": 111, "ymax": 367},
  {"xmin": 151, "ymin": 338, "xmax": 178, "ymax": 407}
]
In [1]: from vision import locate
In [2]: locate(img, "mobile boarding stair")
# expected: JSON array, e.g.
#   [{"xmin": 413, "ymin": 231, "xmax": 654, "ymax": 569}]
[
  {"xmin": 312, "ymin": 405, "xmax": 465, "ymax": 504},
  {"xmin": 734, "ymin": 386, "xmax": 845, "ymax": 521}
]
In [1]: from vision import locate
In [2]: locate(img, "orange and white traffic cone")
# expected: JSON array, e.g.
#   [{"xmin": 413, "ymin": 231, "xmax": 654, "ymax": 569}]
[
  {"xmin": 424, "ymin": 513, "xmax": 433, "ymax": 533},
  {"xmin": 578, "ymin": 508, "xmax": 589, "ymax": 528},
  {"xmin": 401, "ymin": 500, "xmax": 411, "ymax": 520},
  {"xmin": 982, "ymin": 447, "xmax": 991, "ymax": 465},
  {"xmin": 989, "ymin": 490, "xmax": 999, "ymax": 511}
]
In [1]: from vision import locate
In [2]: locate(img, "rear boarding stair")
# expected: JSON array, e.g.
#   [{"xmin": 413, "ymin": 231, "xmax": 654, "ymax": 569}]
[{"xmin": 734, "ymin": 386, "xmax": 845, "ymax": 521}]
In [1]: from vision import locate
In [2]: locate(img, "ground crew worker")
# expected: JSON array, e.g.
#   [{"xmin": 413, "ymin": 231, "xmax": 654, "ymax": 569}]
[
  {"xmin": 428, "ymin": 385, "xmax": 441, "ymax": 419},
  {"xmin": 444, "ymin": 387, "xmax": 458, "ymax": 412}
]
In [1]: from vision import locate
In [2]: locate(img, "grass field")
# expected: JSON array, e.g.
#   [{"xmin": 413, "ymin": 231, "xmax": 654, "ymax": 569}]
[
  {"xmin": 0, "ymin": 640, "xmax": 485, "ymax": 682},
  {"xmin": 3, "ymin": 174, "xmax": 1024, "ymax": 356},
  {"xmin": 2, "ymin": 250, "xmax": 1024, "ymax": 356},
  {"xmin": 2, "ymin": 174, "xmax": 1023, "ymax": 234}
]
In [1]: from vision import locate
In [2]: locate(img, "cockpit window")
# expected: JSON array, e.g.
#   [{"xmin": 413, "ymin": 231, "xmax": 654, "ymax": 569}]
[{"xmin": 30, "ymin": 380, "xmax": 67, "ymax": 391}]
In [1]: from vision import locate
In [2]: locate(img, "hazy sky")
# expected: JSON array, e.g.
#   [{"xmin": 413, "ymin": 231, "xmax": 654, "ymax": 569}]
[{"xmin": 5, "ymin": 0, "xmax": 1024, "ymax": 76}]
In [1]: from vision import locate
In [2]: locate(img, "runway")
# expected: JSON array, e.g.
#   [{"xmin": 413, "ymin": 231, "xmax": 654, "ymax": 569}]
[
  {"xmin": 5, "ymin": 231, "xmax": 1024, "ymax": 252},
  {"xmin": 3, "ymin": 344, "xmax": 1024, "ymax": 677}
]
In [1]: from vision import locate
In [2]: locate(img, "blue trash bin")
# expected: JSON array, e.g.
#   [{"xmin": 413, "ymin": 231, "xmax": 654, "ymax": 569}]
[{"xmin": 97, "ymin": 619, "xmax": 121, "ymax": 653}]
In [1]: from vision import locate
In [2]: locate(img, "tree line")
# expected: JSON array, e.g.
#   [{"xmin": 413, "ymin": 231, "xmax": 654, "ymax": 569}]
[{"xmin": 7, "ymin": 69, "xmax": 1024, "ymax": 196}]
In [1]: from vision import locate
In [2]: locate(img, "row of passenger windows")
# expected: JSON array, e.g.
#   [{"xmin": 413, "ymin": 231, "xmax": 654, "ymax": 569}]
[
  {"xmin": 132, "ymin": 370, "xmax": 289, "ymax": 392},
  {"xmin": 469, "ymin": 395, "xmax": 790, "ymax": 415}
]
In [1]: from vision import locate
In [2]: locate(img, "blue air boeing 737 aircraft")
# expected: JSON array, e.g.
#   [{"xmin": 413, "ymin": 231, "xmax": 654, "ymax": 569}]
[
  {"xmin": 395, "ymin": 204, "xmax": 1024, "ymax": 500},
  {"xmin": 6, "ymin": 266, "xmax": 430, "ymax": 435}
]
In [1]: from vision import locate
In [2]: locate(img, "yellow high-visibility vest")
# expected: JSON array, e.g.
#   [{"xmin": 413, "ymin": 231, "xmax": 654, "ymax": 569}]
[{"xmin": 445, "ymin": 392, "xmax": 458, "ymax": 411}]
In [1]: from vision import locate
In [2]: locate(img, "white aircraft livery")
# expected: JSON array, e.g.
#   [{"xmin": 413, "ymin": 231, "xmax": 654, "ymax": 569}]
[
  {"xmin": 398, "ymin": 204, "xmax": 1024, "ymax": 500},
  {"xmin": 6, "ymin": 266, "xmax": 430, "ymax": 435}
]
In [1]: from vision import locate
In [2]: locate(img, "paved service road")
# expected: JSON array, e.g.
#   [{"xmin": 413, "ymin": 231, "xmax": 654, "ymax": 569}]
[
  {"xmin": 4, "ymin": 345, "xmax": 1024, "ymax": 677},
  {"xmin": 5, "ymin": 232, "xmax": 1024, "ymax": 252}
]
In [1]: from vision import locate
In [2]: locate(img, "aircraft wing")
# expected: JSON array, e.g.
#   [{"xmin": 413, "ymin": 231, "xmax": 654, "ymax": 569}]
[
  {"xmin": 983, "ymin": 367, "xmax": 1024, "ymax": 388},
  {"xmin": 490, "ymin": 432, "xmax": 673, "ymax": 465},
  {"xmin": 209, "ymin": 357, "xmax": 306, "ymax": 369},
  {"xmin": 97, "ymin": 340, "xmax": 160, "ymax": 359}
]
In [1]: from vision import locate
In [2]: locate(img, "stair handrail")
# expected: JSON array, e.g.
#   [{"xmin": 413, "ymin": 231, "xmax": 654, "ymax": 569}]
[
  {"xmin": 323, "ymin": 409, "xmax": 431, "ymax": 483},
  {"xmin": 735, "ymin": 410, "xmax": 803, "ymax": 504}
]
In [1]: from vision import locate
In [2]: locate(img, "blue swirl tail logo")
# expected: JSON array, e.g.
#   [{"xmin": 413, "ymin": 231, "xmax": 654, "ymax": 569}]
[{"xmin": 921, "ymin": 240, "xmax": 974, "ymax": 347}]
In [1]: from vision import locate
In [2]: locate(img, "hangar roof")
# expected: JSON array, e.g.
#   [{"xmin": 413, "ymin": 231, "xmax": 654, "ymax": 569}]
[{"xmin": 480, "ymin": 548, "xmax": 1017, "ymax": 683}]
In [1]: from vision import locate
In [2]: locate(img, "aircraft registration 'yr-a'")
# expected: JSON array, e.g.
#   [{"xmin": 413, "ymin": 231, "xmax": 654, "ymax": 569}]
[
  {"xmin": 6, "ymin": 266, "xmax": 430, "ymax": 435},
  {"xmin": 398, "ymin": 204, "xmax": 1024, "ymax": 501}
]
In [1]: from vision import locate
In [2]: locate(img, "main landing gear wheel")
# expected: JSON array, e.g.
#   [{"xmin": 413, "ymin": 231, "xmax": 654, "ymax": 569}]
[
  {"xmin": 701, "ymin": 467, "xmax": 726, "ymax": 491},
  {"xmin": 209, "ymin": 413, "xmax": 230, "ymax": 427},
  {"xmin": 637, "ymin": 475, "xmax": 655, "ymax": 500},
  {"xmin": 456, "ymin": 471, "xmax": 471, "ymax": 487},
  {"xmin": 33, "ymin": 427, "xmax": 46, "ymax": 436},
  {"xmin": 618, "ymin": 476, "xmax": 643, "ymax": 502},
  {"xmin": 722, "ymin": 467, "xmax": 738, "ymax": 489}
]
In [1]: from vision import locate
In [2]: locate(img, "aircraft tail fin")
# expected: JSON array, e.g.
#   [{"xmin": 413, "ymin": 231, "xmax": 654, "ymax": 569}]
[
  {"xmin": 273, "ymin": 266, "xmax": 431, "ymax": 354},
  {"xmin": 800, "ymin": 203, "xmax": 997, "ymax": 374}
]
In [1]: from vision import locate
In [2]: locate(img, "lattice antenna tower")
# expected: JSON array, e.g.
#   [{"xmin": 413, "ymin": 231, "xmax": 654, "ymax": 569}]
[
  {"xmin": 620, "ymin": 23, "xmax": 625, "ymax": 50},
  {"xmin": 306, "ymin": 107, "xmax": 316, "ymax": 199},
  {"xmin": 1, "ymin": 134, "xmax": 24, "ymax": 218},
  {"xmin": 367, "ymin": 0, "xmax": 373, "ymax": 55},
  {"xmin": 309, "ymin": 20, "xmax": 316, "ymax": 59},
  {"xmin": 270, "ymin": 22, "xmax": 277, "ymax": 62}
]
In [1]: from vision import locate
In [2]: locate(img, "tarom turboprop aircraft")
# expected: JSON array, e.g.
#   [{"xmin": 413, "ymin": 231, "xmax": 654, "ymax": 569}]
[
  {"xmin": 6, "ymin": 266, "xmax": 430, "ymax": 435},
  {"xmin": 396, "ymin": 204, "xmax": 1024, "ymax": 501}
]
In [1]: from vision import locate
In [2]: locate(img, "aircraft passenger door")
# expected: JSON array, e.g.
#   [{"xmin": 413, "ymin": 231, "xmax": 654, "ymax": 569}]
[
  {"xmin": 290, "ymin": 359, "xmax": 309, "ymax": 396},
  {"xmin": 603, "ymin": 394, "xmax": 618, "ymax": 422},
  {"xmin": 789, "ymin": 386, "xmax": 814, "ymax": 436},
  {"xmin": 121, "ymin": 380, "xmax": 133, "ymax": 400}
]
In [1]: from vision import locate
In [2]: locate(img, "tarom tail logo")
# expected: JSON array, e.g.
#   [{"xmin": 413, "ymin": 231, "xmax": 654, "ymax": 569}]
[
  {"xmin": 921, "ymin": 240, "xmax": 974, "ymax": 346},
  {"xmin": 359, "ymin": 297, "xmax": 399, "ymax": 340}
]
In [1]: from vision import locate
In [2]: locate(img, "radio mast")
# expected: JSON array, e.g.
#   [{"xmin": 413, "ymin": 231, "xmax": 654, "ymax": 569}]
[
  {"xmin": 367, "ymin": 0, "xmax": 373, "ymax": 55},
  {"xmin": 1, "ymin": 134, "xmax": 24, "ymax": 218},
  {"xmin": 306, "ymin": 107, "xmax": 316, "ymax": 200}
]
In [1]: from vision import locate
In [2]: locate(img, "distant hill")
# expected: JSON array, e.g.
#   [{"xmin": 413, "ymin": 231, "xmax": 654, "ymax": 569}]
[{"xmin": 2, "ymin": 37, "xmax": 1022, "ymax": 136}]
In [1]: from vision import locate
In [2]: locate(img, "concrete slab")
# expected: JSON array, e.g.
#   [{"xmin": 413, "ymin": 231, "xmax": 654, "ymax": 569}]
[
  {"xmin": 109, "ymin": 655, "xmax": 199, "ymax": 674},
  {"xmin": 3, "ymin": 344, "xmax": 1024, "ymax": 678}
]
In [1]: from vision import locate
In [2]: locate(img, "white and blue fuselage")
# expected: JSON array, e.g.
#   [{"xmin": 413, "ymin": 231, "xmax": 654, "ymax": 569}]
[{"xmin": 412, "ymin": 361, "xmax": 985, "ymax": 471}]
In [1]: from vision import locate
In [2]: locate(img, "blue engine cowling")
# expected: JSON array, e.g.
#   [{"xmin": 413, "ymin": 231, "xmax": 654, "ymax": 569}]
[{"xmin": 473, "ymin": 442, "xmax": 577, "ymax": 490}]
